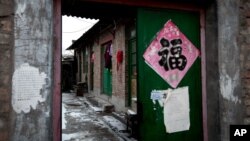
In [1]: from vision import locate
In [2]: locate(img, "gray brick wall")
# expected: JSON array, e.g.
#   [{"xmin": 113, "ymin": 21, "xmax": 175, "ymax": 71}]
[
  {"xmin": 239, "ymin": 0, "xmax": 250, "ymax": 124},
  {"xmin": 0, "ymin": 1, "xmax": 13, "ymax": 141}
]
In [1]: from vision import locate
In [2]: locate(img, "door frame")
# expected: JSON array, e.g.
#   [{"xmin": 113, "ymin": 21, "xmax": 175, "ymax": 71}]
[
  {"xmin": 54, "ymin": 1, "xmax": 207, "ymax": 141},
  {"xmin": 127, "ymin": 37, "xmax": 137, "ymax": 107},
  {"xmin": 101, "ymin": 41, "xmax": 113, "ymax": 96},
  {"xmin": 53, "ymin": 0, "xmax": 62, "ymax": 141}
]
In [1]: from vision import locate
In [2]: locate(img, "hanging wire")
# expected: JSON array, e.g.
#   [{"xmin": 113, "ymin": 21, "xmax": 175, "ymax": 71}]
[
  {"xmin": 76, "ymin": 18, "xmax": 99, "ymax": 24},
  {"xmin": 63, "ymin": 24, "xmax": 94, "ymax": 33}
]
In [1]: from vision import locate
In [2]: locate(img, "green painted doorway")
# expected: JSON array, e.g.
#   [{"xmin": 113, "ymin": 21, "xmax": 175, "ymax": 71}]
[
  {"xmin": 102, "ymin": 42, "xmax": 112, "ymax": 96},
  {"xmin": 137, "ymin": 8, "xmax": 203, "ymax": 141},
  {"xmin": 103, "ymin": 68, "xmax": 112, "ymax": 96}
]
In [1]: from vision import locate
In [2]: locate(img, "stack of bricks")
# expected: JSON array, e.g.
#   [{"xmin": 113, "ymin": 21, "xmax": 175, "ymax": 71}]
[
  {"xmin": 0, "ymin": 0, "xmax": 13, "ymax": 140},
  {"xmin": 239, "ymin": 0, "xmax": 250, "ymax": 124}
]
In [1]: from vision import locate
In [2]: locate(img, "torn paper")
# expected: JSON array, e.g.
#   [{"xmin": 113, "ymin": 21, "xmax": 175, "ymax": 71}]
[{"xmin": 163, "ymin": 86, "xmax": 190, "ymax": 133}]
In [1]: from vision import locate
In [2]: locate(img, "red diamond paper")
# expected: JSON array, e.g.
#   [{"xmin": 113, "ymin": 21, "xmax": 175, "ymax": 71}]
[{"xmin": 143, "ymin": 20, "xmax": 199, "ymax": 88}]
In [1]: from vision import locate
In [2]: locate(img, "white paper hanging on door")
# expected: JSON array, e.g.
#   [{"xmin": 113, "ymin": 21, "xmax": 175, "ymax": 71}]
[{"xmin": 164, "ymin": 86, "xmax": 190, "ymax": 133}]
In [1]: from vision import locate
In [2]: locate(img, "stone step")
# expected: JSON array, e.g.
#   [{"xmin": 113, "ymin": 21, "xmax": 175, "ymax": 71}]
[{"xmin": 86, "ymin": 95, "xmax": 114, "ymax": 113}]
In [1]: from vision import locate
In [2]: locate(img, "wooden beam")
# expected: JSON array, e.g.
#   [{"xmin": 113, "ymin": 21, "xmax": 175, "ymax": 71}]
[
  {"xmin": 78, "ymin": 0, "xmax": 202, "ymax": 11},
  {"xmin": 53, "ymin": 0, "xmax": 62, "ymax": 141}
]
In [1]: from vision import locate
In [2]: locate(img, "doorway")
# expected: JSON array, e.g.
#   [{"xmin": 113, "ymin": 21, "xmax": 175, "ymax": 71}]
[
  {"xmin": 56, "ymin": 1, "xmax": 206, "ymax": 141},
  {"xmin": 102, "ymin": 42, "xmax": 113, "ymax": 96},
  {"xmin": 137, "ymin": 8, "xmax": 203, "ymax": 141},
  {"xmin": 126, "ymin": 23, "xmax": 137, "ymax": 112}
]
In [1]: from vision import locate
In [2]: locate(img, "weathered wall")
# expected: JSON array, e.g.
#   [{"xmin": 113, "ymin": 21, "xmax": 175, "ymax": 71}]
[
  {"xmin": 11, "ymin": 0, "xmax": 53, "ymax": 140},
  {"xmin": 3, "ymin": 1, "xmax": 248, "ymax": 141},
  {"xmin": 217, "ymin": 0, "xmax": 244, "ymax": 141},
  {"xmin": 205, "ymin": 1, "xmax": 248, "ymax": 141},
  {"xmin": 93, "ymin": 41, "xmax": 102, "ymax": 95},
  {"xmin": 0, "ymin": 0, "xmax": 13, "ymax": 141},
  {"xmin": 111, "ymin": 25, "xmax": 126, "ymax": 111},
  {"xmin": 239, "ymin": 0, "xmax": 250, "ymax": 124},
  {"xmin": 205, "ymin": 2, "xmax": 220, "ymax": 141},
  {"xmin": 90, "ymin": 24, "xmax": 127, "ymax": 112}
]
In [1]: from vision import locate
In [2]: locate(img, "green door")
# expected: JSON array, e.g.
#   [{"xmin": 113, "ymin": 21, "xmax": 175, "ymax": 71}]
[
  {"xmin": 102, "ymin": 43, "xmax": 112, "ymax": 96},
  {"xmin": 103, "ymin": 68, "xmax": 112, "ymax": 96},
  {"xmin": 137, "ymin": 8, "xmax": 202, "ymax": 141}
]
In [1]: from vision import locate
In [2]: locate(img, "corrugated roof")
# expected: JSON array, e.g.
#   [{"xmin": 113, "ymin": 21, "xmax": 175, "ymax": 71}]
[
  {"xmin": 63, "ymin": 0, "xmax": 214, "ymax": 50},
  {"xmin": 66, "ymin": 19, "xmax": 114, "ymax": 50}
]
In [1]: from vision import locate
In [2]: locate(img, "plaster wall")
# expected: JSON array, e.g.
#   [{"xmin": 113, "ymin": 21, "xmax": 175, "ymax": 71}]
[
  {"xmin": 11, "ymin": 0, "xmax": 53, "ymax": 140},
  {"xmin": 205, "ymin": 2, "xmax": 220, "ymax": 141},
  {"xmin": 205, "ymin": 1, "xmax": 246, "ymax": 141},
  {"xmin": 217, "ymin": 0, "xmax": 244, "ymax": 141}
]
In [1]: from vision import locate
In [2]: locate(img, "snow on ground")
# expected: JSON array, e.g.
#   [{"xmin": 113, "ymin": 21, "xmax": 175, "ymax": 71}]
[
  {"xmin": 62, "ymin": 93, "xmax": 124, "ymax": 141},
  {"xmin": 90, "ymin": 105, "xmax": 103, "ymax": 112},
  {"xmin": 62, "ymin": 131, "xmax": 91, "ymax": 141},
  {"xmin": 68, "ymin": 112, "xmax": 87, "ymax": 118},
  {"xmin": 62, "ymin": 104, "xmax": 67, "ymax": 129},
  {"xmin": 83, "ymin": 98, "xmax": 103, "ymax": 112},
  {"xmin": 103, "ymin": 116, "xmax": 127, "ymax": 132}
]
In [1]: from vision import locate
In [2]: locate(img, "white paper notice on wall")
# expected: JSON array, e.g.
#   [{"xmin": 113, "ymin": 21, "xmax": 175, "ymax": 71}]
[
  {"xmin": 12, "ymin": 63, "xmax": 47, "ymax": 113},
  {"xmin": 163, "ymin": 86, "xmax": 190, "ymax": 133}
]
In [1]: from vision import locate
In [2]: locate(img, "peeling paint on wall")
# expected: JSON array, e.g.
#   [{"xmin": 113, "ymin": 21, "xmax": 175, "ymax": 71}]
[
  {"xmin": 12, "ymin": 0, "xmax": 53, "ymax": 140},
  {"xmin": 12, "ymin": 63, "xmax": 47, "ymax": 113},
  {"xmin": 220, "ymin": 68, "xmax": 241, "ymax": 104}
]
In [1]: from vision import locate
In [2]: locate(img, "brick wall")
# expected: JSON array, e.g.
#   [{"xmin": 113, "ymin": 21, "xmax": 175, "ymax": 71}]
[
  {"xmin": 93, "ymin": 41, "xmax": 102, "ymax": 94},
  {"xmin": 0, "ymin": 0, "xmax": 13, "ymax": 141},
  {"xmin": 111, "ymin": 25, "xmax": 127, "ymax": 111},
  {"xmin": 239, "ymin": 0, "xmax": 250, "ymax": 124},
  {"xmin": 91, "ymin": 23, "xmax": 128, "ymax": 111},
  {"xmin": 112, "ymin": 25, "xmax": 126, "ymax": 99}
]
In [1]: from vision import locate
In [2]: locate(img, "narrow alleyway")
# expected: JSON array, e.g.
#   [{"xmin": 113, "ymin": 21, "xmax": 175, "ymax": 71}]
[{"xmin": 62, "ymin": 93, "xmax": 136, "ymax": 141}]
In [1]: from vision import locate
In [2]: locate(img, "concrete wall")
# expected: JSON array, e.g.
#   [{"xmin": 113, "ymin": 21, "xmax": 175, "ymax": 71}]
[
  {"xmin": 11, "ymin": 0, "xmax": 53, "ymax": 140},
  {"xmin": 217, "ymin": 0, "xmax": 244, "ymax": 141},
  {"xmin": 205, "ymin": 0, "xmax": 245, "ymax": 141},
  {"xmin": 205, "ymin": 2, "xmax": 221, "ymax": 141},
  {"xmin": 0, "ymin": 0, "xmax": 13, "ymax": 141}
]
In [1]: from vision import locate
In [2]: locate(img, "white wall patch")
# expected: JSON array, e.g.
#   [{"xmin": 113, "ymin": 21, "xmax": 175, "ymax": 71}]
[
  {"xmin": 220, "ymin": 70, "xmax": 241, "ymax": 103},
  {"xmin": 12, "ymin": 63, "xmax": 47, "ymax": 113}
]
